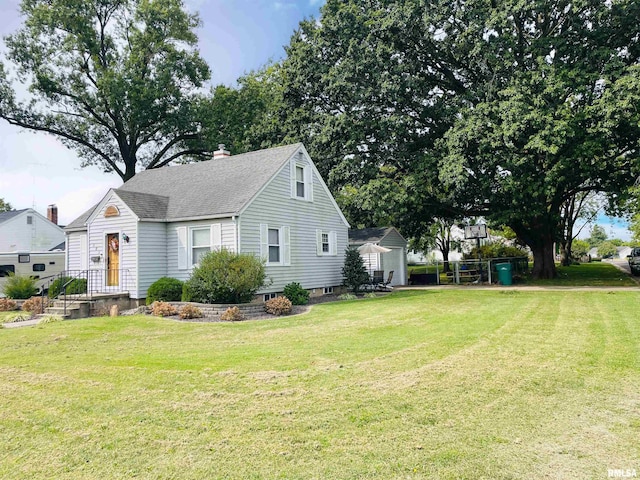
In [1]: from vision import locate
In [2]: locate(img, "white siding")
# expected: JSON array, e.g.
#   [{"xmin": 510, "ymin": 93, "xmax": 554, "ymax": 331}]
[
  {"xmin": 66, "ymin": 232, "xmax": 86, "ymax": 271},
  {"xmin": 87, "ymin": 193, "xmax": 138, "ymax": 296},
  {"xmin": 240, "ymin": 154, "xmax": 348, "ymax": 294},
  {"xmin": 379, "ymin": 230, "xmax": 408, "ymax": 286},
  {"xmin": 137, "ymin": 222, "xmax": 168, "ymax": 299},
  {"xmin": 0, "ymin": 210, "xmax": 65, "ymax": 252},
  {"xmin": 380, "ymin": 248, "xmax": 406, "ymax": 286},
  {"xmin": 166, "ymin": 218, "xmax": 237, "ymax": 281}
]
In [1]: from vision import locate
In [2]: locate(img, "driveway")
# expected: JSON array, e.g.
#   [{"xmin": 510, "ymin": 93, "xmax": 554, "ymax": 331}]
[{"xmin": 608, "ymin": 258, "xmax": 634, "ymax": 276}]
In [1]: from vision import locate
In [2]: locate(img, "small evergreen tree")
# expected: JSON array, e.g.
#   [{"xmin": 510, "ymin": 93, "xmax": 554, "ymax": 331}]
[{"xmin": 342, "ymin": 247, "xmax": 370, "ymax": 294}]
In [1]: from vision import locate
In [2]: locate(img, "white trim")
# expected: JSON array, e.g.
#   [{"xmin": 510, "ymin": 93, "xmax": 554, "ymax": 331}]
[
  {"xmin": 211, "ymin": 223, "xmax": 222, "ymax": 251},
  {"xmin": 86, "ymin": 190, "xmax": 141, "ymax": 226},
  {"xmin": 177, "ymin": 226, "xmax": 187, "ymax": 270},
  {"xmin": 261, "ymin": 223, "xmax": 290, "ymax": 266},
  {"xmin": 260, "ymin": 223, "xmax": 269, "ymax": 262},
  {"xmin": 283, "ymin": 226, "xmax": 291, "ymax": 266},
  {"xmin": 79, "ymin": 233, "xmax": 88, "ymax": 270},
  {"xmin": 316, "ymin": 229, "xmax": 337, "ymax": 257}
]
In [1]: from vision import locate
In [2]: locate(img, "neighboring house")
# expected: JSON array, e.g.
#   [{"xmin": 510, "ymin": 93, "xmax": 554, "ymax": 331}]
[
  {"xmin": 348, "ymin": 227, "xmax": 407, "ymax": 286},
  {"xmin": 407, "ymin": 225, "xmax": 467, "ymax": 264},
  {"xmin": 0, "ymin": 206, "xmax": 65, "ymax": 252},
  {"xmin": 65, "ymin": 143, "xmax": 350, "ymax": 301},
  {"xmin": 616, "ymin": 246, "xmax": 632, "ymax": 259}
]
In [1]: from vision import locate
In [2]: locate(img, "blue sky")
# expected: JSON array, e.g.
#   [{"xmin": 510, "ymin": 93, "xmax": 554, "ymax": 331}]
[
  {"xmin": 0, "ymin": 0, "xmax": 632, "ymax": 240},
  {"xmin": 0, "ymin": 0, "xmax": 323, "ymax": 224}
]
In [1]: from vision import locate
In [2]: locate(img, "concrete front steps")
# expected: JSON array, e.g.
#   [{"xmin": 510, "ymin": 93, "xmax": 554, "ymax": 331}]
[{"xmin": 43, "ymin": 300, "xmax": 91, "ymax": 320}]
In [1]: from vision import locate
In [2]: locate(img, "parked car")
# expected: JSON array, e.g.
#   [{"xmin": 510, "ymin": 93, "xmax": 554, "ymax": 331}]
[{"xmin": 628, "ymin": 247, "xmax": 640, "ymax": 276}]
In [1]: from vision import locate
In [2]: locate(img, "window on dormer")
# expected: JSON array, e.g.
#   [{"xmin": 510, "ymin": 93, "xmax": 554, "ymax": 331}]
[{"xmin": 296, "ymin": 165, "xmax": 305, "ymax": 198}]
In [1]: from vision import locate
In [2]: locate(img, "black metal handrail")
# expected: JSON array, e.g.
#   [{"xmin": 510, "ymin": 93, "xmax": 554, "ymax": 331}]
[{"xmin": 49, "ymin": 269, "xmax": 134, "ymax": 316}]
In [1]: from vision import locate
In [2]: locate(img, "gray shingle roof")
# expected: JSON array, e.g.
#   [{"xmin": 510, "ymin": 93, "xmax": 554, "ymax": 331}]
[
  {"xmin": 117, "ymin": 143, "xmax": 302, "ymax": 220},
  {"xmin": 65, "ymin": 143, "xmax": 303, "ymax": 230},
  {"xmin": 64, "ymin": 205, "xmax": 99, "ymax": 231},
  {"xmin": 349, "ymin": 227, "xmax": 395, "ymax": 244},
  {"xmin": 114, "ymin": 190, "xmax": 169, "ymax": 219},
  {"xmin": 0, "ymin": 209, "xmax": 28, "ymax": 224}
]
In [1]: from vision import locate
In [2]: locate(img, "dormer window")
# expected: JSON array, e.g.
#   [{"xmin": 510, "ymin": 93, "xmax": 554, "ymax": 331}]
[
  {"xmin": 296, "ymin": 165, "xmax": 305, "ymax": 198},
  {"xmin": 290, "ymin": 159, "xmax": 313, "ymax": 202}
]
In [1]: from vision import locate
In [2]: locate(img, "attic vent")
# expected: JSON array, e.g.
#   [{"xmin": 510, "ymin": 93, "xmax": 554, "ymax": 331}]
[{"xmin": 213, "ymin": 144, "xmax": 230, "ymax": 160}]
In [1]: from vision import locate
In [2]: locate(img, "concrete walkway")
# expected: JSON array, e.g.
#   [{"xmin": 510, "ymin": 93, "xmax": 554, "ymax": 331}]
[{"xmin": 2, "ymin": 318, "xmax": 40, "ymax": 329}]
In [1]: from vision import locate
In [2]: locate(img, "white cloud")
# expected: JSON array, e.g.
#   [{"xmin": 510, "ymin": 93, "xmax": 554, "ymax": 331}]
[{"xmin": 273, "ymin": 2, "xmax": 296, "ymax": 10}]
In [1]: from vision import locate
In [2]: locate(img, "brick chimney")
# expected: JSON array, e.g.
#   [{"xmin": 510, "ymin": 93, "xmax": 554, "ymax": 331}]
[
  {"xmin": 213, "ymin": 143, "xmax": 230, "ymax": 160},
  {"xmin": 47, "ymin": 204, "xmax": 58, "ymax": 225}
]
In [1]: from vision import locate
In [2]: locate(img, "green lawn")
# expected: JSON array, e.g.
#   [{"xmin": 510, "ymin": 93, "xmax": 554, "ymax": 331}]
[
  {"xmin": 1, "ymin": 290, "xmax": 639, "ymax": 479},
  {"xmin": 526, "ymin": 261, "xmax": 637, "ymax": 286},
  {"xmin": 409, "ymin": 261, "xmax": 637, "ymax": 286}
]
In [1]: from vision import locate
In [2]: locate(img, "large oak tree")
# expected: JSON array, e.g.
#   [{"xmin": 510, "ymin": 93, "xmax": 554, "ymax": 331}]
[
  {"xmin": 279, "ymin": 0, "xmax": 640, "ymax": 278},
  {"xmin": 0, "ymin": 0, "xmax": 211, "ymax": 181}
]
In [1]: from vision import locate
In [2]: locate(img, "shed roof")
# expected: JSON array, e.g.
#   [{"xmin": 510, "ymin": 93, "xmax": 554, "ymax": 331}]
[{"xmin": 349, "ymin": 227, "xmax": 406, "ymax": 245}]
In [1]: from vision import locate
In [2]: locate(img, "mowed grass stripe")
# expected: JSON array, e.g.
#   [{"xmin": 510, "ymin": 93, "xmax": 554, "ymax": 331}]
[{"xmin": 0, "ymin": 290, "xmax": 639, "ymax": 479}]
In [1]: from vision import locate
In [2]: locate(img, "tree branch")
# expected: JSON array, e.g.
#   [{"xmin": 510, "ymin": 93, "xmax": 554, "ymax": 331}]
[
  {"xmin": 146, "ymin": 133, "xmax": 202, "ymax": 169},
  {"xmin": 150, "ymin": 149, "xmax": 209, "ymax": 169}
]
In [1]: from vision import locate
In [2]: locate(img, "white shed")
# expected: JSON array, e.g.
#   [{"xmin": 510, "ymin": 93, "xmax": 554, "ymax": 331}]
[{"xmin": 349, "ymin": 227, "xmax": 408, "ymax": 286}]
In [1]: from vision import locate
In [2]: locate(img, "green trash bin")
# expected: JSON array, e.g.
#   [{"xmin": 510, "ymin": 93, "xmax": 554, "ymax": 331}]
[{"xmin": 496, "ymin": 263, "xmax": 513, "ymax": 286}]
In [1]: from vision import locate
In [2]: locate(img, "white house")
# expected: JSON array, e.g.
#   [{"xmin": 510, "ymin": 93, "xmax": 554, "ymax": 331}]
[
  {"xmin": 0, "ymin": 206, "xmax": 65, "ymax": 252},
  {"xmin": 64, "ymin": 143, "xmax": 350, "ymax": 301}
]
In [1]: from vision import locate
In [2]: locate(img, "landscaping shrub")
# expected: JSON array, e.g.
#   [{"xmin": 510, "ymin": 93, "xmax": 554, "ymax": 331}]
[
  {"xmin": 184, "ymin": 249, "xmax": 266, "ymax": 304},
  {"xmin": 342, "ymin": 247, "xmax": 370, "ymax": 294},
  {"xmin": 338, "ymin": 293, "xmax": 357, "ymax": 301},
  {"xmin": 0, "ymin": 312, "xmax": 30, "ymax": 324},
  {"xmin": 181, "ymin": 282, "xmax": 193, "ymax": 302},
  {"xmin": 2, "ymin": 274, "xmax": 37, "ymax": 299},
  {"xmin": 283, "ymin": 282, "xmax": 310, "ymax": 305},
  {"xmin": 150, "ymin": 301, "xmax": 177, "ymax": 317},
  {"xmin": 48, "ymin": 277, "xmax": 87, "ymax": 298},
  {"xmin": 465, "ymin": 242, "xmax": 528, "ymax": 259},
  {"xmin": 0, "ymin": 298, "xmax": 17, "ymax": 311},
  {"xmin": 220, "ymin": 306, "xmax": 244, "ymax": 322},
  {"xmin": 264, "ymin": 296, "xmax": 292, "ymax": 316},
  {"xmin": 38, "ymin": 315, "xmax": 63, "ymax": 325},
  {"xmin": 22, "ymin": 296, "xmax": 48, "ymax": 313},
  {"xmin": 179, "ymin": 304, "xmax": 203, "ymax": 319},
  {"xmin": 146, "ymin": 277, "xmax": 184, "ymax": 305}
]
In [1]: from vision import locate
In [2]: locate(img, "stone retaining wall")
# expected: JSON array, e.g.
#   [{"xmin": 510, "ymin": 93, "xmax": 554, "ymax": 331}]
[{"xmin": 167, "ymin": 301, "xmax": 264, "ymax": 319}]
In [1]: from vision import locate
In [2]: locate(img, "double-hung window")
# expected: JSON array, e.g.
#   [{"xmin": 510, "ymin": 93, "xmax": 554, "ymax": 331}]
[
  {"xmin": 268, "ymin": 228, "xmax": 280, "ymax": 263},
  {"xmin": 261, "ymin": 224, "xmax": 290, "ymax": 266},
  {"xmin": 295, "ymin": 166, "xmax": 305, "ymax": 198},
  {"xmin": 321, "ymin": 233, "xmax": 330, "ymax": 253},
  {"xmin": 316, "ymin": 230, "xmax": 337, "ymax": 256},
  {"xmin": 290, "ymin": 158, "xmax": 313, "ymax": 201},
  {"xmin": 191, "ymin": 228, "xmax": 210, "ymax": 266},
  {"xmin": 176, "ymin": 224, "xmax": 222, "ymax": 270}
]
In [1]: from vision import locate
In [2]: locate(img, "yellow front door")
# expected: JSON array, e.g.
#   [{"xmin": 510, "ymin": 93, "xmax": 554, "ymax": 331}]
[{"xmin": 107, "ymin": 233, "xmax": 120, "ymax": 287}]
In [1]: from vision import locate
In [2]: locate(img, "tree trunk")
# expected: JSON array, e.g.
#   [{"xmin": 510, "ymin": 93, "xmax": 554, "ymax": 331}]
[
  {"xmin": 441, "ymin": 246, "xmax": 451, "ymax": 272},
  {"xmin": 531, "ymin": 240, "xmax": 557, "ymax": 279},
  {"xmin": 513, "ymin": 223, "xmax": 558, "ymax": 279},
  {"xmin": 560, "ymin": 238, "xmax": 573, "ymax": 267}
]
